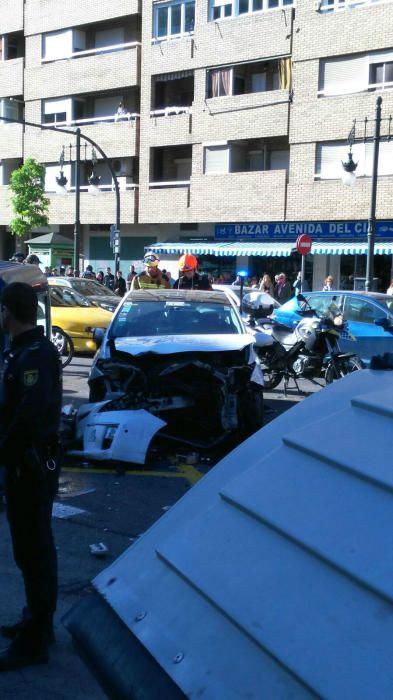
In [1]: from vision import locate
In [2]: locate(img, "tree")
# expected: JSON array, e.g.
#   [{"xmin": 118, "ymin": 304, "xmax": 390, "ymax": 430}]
[{"xmin": 8, "ymin": 158, "xmax": 50, "ymax": 238}]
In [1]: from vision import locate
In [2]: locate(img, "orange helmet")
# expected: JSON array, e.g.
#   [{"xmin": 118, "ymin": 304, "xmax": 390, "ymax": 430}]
[{"xmin": 178, "ymin": 253, "xmax": 198, "ymax": 272}]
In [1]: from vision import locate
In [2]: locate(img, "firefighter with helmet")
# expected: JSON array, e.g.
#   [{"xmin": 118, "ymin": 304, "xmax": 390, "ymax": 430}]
[
  {"xmin": 131, "ymin": 252, "xmax": 170, "ymax": 290},
  {"xmin": 174, "ymin": 254, "xmax": 211, "ymax": 290}
]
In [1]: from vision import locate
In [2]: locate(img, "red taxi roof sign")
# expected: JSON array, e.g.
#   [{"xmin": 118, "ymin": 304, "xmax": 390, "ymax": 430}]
[{"xmin": 296, "ymin": 233, "xmax": 312, "ymax": 255}]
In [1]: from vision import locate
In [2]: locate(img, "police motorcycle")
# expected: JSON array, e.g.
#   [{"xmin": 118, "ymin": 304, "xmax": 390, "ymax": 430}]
[{"xmin": 250, "ymin": 294, "xmax": 364, "ymax": 391}]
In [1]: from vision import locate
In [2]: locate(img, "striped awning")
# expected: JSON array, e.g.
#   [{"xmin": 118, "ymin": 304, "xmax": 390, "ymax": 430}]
[
  {"xmin": 146, "ymin": 241, "xmax": 293, "ymax": 257},
  {"xmin": 147, "ymin": 240, "xmax": 393, "ymax": 257},
  {"xmin": 312, "ymin": 241, "xmax": 393, "ymax": 255}
]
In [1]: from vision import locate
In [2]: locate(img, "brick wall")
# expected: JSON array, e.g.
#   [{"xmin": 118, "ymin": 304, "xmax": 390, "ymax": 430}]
[
  {"xmin": 24, "ymin": 45, "xmax": 140, "ymax": 101},
  {"xmin": 24, "ymin": 0, "xmax": 141, "ymax": 35}
]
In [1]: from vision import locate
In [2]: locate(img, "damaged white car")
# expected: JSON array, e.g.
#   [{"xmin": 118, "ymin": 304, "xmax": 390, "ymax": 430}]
[{"xmin": 70, "ymin": 289, "xmax": 270, "ymax": 465}]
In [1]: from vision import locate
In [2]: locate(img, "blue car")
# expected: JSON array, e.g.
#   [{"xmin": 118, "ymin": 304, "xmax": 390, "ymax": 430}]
[{"xmin": 272, "ymin": 291, "xmax": 393, "ymax": 364}]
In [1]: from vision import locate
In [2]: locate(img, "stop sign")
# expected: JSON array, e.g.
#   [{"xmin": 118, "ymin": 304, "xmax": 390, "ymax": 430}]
[{"xmin": 296, "ymin": 234, "xmax": 312, "ymax": 255}]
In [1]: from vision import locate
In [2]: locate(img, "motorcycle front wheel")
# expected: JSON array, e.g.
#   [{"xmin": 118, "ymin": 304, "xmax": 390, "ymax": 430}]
[
  {"xmin": 325, "ymin": 356, "xmax": 363, "ymax": 384},
  {"xmin": 262, "ymin": 368, "xmax": 283, "ymax": 390}
]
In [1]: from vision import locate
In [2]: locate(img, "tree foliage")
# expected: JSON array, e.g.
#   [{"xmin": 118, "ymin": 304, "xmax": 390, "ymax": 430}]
[{"xmin": 8, "ymin": 158, "xmax": 50, "ymax": 237}]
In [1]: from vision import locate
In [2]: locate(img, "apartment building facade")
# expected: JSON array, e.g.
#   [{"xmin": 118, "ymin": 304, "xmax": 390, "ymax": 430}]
[{"xmin": 0, "ymin": 0, "xmax": 392, "ymax": 288}]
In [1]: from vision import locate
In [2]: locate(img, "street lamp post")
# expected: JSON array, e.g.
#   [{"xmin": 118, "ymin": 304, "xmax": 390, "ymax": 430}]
[
  {"xmin": 342, "ymin": 96, "xmax": 385, "ymax": 292},
  {"xmin": 0, "ymin": 115, "xmax": 121, "ymax": 276}
]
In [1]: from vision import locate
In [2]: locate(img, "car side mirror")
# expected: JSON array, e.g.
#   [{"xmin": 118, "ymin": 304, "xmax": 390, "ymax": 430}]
[
  {"xmin": 93, "ymin": 327, "xmax": 105, "ymax": 348},
  {"xmin": 297, "ymin": 293, "xmax": 306, "ymax": 303},
  {"xmin": 374, "ymin": 317, "xmax": 393, "ymax": 331}
]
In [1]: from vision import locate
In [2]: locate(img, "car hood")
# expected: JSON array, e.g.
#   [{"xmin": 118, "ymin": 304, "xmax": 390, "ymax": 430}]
[
  {"xmin": 112, "ymin": 334, "xmax": 254, "ymax": 356},
  {"xmin": 89, "ymin": 295, "xmax": 120, "ymax": 306},
  {"xmin": 52, "ymin": 306, "xmax": 113, "ymax": 330}
]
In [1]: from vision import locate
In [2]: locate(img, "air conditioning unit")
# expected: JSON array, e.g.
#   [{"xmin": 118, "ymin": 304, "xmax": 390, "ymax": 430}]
[{"xmin": 112, "ymin": 158, "xmax": 133, "ymax": 176}]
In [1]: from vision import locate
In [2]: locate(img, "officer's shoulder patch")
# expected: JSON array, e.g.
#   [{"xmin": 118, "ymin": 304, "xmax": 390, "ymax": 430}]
[{"xmin": 23, "ymin": 369, "xmax": 39, "ymax": 386}]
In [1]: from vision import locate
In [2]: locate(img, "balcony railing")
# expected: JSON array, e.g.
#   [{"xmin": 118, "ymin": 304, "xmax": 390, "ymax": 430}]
[
  {"xmin": 47, "ymin": 183, "xmax": 139, "ymax": 194},
  {"xmin": 319, "ymin": 0, "xmax": 393, "ymax": 12},
  {"xmin": 41, "ymin": 41, "xmax": 141, "ymax": 64},
  {"xmin": 150, "ymin": 106, "xmax": 192, "ymax": 117},
  {"xmin": 149, "ymin": 180, "xmax": 190, "ymax": 187},
  {"xmin": 41, "ymin": 114, "xmax": 140, "ymax": 128}
]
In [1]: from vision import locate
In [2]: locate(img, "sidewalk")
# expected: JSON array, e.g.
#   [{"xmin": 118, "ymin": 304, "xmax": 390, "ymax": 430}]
[{"xmin": 0, "ymin": 501, "xmax": 131, "ymax": 699}]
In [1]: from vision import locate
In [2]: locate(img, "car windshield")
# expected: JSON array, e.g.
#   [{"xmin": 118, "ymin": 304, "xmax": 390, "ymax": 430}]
[
  {"xmin": 71, "ymin": 280, "xmax": 117, "ymax": 298},
  {"xmin": 109, "ymin": 300, "xmax": 243, "ymax": 338},
  {"xmin": 50, "ymin": 286, "xmax": 94, "ymax": 308}
]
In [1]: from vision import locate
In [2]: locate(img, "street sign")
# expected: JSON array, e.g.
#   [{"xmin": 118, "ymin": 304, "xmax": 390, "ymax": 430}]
[{"xmin": 296, "ymin": 234, "xmax": 312, "ymax": 255}]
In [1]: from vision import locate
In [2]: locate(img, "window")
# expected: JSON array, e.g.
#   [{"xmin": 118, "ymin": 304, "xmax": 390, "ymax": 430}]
[
  {"xmin": 42, "ymin": 29, "xmax": 86, "ymax": 61},
  {"xmin": 209, "ymin": 0, "xmax": 294, "ymax": 20},
  {"xmin": 320, "ymin": 50, "xmax": 393, "ymax": 97},
  {"xmin": 344, "ymin": 298, "xmax": 385, "ymax": 325},
  {"xmin": 43, "ymin": 98, "xmax": 71, "ymax": 125},
  {"xmin": 0, "ymin": 98, "xmax": 22, "ymax": 121},
  {"xmin": 206, "ymin": 59, "xmax": 286, "ymax": 98},
  {"xmin": 208, "ymin": 69, "xmax": 232, "ymax": 97},
  {"xmin": 320, "ymin": 0, "xmax": 393, "ymax": 12},
  {"xmin": 204, "ymin": 145, "xmax": 230, "ymax": 173},
  {"xmin": 369, "ymin": 60, "xmax": 393, "ymax": 90},
  {"xmin": 153, "ymin": 1, "xmax": 195, "ymax": 40},
  {"xmin": 204, "ymin": 139, "xmax": 288, "ymax": 174},
  {"xmin": 316, "ymin": 140, "xmax": 393, "ymax": 179}
]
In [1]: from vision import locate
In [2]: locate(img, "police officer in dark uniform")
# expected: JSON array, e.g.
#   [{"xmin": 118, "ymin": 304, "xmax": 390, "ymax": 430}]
[{"xmin": 0, "ymin": 282, "xmax": 62, "ymax": 670}]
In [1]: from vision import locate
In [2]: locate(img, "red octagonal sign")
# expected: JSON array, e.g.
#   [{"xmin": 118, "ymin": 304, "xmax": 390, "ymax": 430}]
[{"xmin": 296, "ymin": 234, "xmax": 312, "ymax": 255}]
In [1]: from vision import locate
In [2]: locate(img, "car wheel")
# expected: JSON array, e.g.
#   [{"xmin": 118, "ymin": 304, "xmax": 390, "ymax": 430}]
[{"xmin": 51, "ymin": 327, "xmax": 74, "ymax": 368}]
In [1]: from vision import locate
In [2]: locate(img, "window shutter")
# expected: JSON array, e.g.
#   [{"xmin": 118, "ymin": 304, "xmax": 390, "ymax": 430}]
[
  {"xmin": 44, "ymin": 98, "xmax": 71, "ymax": 115},
  {"xmin": 204, "ymin": 145, "xmax": 229, "ymax": 173},
  {"xmin": 43, "ymin": 30, "xmax": 72, "ymax": 60},
  {"xmin": 369, "ymin": 49, "xmax": 393, "ymax": 64},
  {"xmin": 316, "ymin": 141, "xmax": 366, "ymax": 178},
  {"xmin": 365, "ymin": 140, "xmax": 393, "ymax": 176},
  {"xmin": 320, "ymin": 55, "xmax": 367, "ymax": 95}
]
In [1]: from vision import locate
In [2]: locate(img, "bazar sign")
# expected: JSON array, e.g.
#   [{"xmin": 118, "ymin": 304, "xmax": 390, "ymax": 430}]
[{"xmin": 215, "ymin": 221, "xmax": 393, "ymax": 240}]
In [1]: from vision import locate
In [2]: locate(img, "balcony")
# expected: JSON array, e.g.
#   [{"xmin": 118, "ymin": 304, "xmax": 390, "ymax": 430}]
[
  {"xmin": 191, "ymin": 170, "xmax": 287, "ymax": 221},
  {"xmin": 25, "ymin": 0, "xmax": 141, "ymax": 36},
  {"xmin": 24, "ymin": 45, "xmax": 141, "ymax": 101},
  {"xmin": 199, "ymin": 90, "xmax": 290, "ymax": 141},
  {"xmin": 286, "ymin": 178, "xmax": 393, "ymax": 220},
  {"xmin": 139, "ymin": 183, "xmax": 191, "ymax": 223},
  {"xmin": 0, "ymin": 57, "xmax": 24, "ymax": 98},
  {"xmin": 197, "ymin": 7, "xmax": 293, "ymax": 68},
  {"xmin": 48, "ymin": 187, "xmax": 138, "ymax": 225},
  {"xmin": 148, "ymin": 71, "xmax": 194, "ymax": 145},
  {"xmin": 25, "ymin": 119, "xmax": 139, "ymax": 163},
  {"xmin": 0, "ymin": 123, "xmax": 23, "ymax": 159},
  {"xmin": 1, "ymin": 1, "xmax": 24, "ymax": 33},
  {"xmin": 319, "ymin": 0, "xmax": 393, "ymax": 11},
  {"xmin": 296, "ymin": 0, "xmax": 393, "ymax": 60}
]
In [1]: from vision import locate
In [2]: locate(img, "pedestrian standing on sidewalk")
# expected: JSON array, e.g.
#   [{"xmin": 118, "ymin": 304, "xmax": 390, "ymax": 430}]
[
  {"xmin": 114, "ymin": 270, "xmax": 127, "ymax": 296},
  {"xmin": 0, "ymin": 282, "xmax": 62, "ymax": 671}
]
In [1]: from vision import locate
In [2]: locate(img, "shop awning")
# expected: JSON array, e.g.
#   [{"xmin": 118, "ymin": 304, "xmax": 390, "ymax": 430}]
[
  {"xmin": 312, "ymin": 241, "xmax": 393, "ymax": 255},
  {"xmin": 146, "ymin": 241, "xmax": 294, "ymax": 257},
  {"xmin": 147, "ymin": 241, "xmax": 393, "ymax": 257}
]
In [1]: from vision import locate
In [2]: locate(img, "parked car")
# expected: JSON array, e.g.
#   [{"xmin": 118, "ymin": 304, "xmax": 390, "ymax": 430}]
[
  {"xmin": 71, "ymin": 289, "xmax": 267, "ymax": 465},
  {"xmin": 50, "ymin": 276, "xmax": 120, "ymax": 312},
  {"xmin": 48, "ymin": 280, "xmax": 113, "ymax": 354},
  {"xmin": 272, "ymin": 291, "xmax": 393, "ymax": 363}
]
